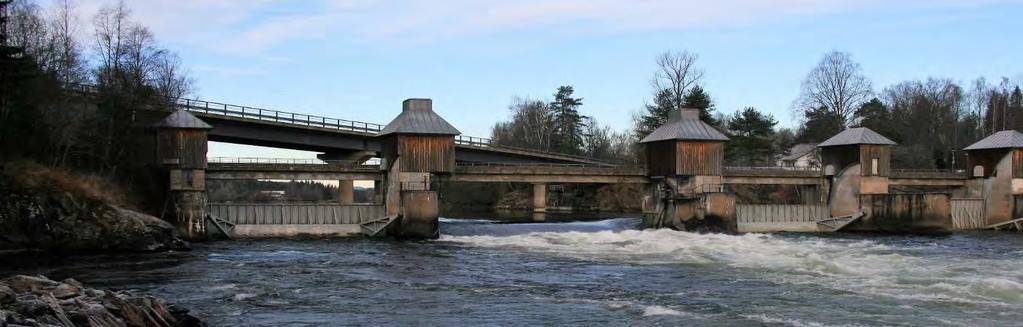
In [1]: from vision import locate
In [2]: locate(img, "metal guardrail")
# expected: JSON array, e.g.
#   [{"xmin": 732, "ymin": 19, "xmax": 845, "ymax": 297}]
[
  {"xmin": 454, "ymin": 135, "xmax": 618, "ymax": 163},
  {"xmin": 208, "ymin": 157, "xmax": 381, "ymax": 166},
  {"xmin": 177, "ymin": 98, "xmax": 383, "ymax": 134},
  {"xmin": 456, "ymin": 162, "xmax": 640, "ymax": 169},
  {"xmin": 724, "ymin": 166, "xmax": 821, "ymax": 172}
]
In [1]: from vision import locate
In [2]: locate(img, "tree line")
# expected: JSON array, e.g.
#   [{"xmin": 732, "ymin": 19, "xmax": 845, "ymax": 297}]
[
  {"xmin": 1, "ymin": 0, "xmax": 192, "ymax": 208},
  {"xmin": 490, "ymin": 48, "xmax": 1021, "ymax": 170}
]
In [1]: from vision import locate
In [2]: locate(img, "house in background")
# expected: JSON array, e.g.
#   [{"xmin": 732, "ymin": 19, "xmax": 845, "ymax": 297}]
[{"xmin": 776, "ymin": 143, "xmax": 819, "ymax": 168}]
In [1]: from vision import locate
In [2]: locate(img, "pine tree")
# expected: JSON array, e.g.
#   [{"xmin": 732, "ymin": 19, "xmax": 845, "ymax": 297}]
[
  {"xmin": 549, "ymin": 85, "xmax": 585, "ymax": 154},
  {"xmin": 797, "ymin": 106, "xmax": 844, "ymax": 143},
  {"xmin": 682, "ymin": 85, "xmax": 718, "ymax": 126},
  {"xmin": 635, "ymin": 89, "xmax": 674, "ymax": 140},
  {"xmin": 726, "ymin": 107, "xmax": 777, "ymax": 165}
]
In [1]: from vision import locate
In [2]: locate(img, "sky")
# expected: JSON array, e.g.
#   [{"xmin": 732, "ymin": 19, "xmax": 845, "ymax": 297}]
[{"xmin": 48, "ymin": 0, "xmax": 1023, "ymax": 159}]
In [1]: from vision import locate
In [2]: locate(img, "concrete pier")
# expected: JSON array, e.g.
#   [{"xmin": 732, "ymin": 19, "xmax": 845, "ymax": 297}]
[
  {"xmin": 339, "ymin": 180, "xmax": 354, "ymax": 205},
  {"xmin": 533, "ymin": 183, "xmax": 547, "ymax": 221}
]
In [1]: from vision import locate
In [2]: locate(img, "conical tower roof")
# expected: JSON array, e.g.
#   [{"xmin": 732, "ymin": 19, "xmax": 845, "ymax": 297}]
[
  {"xmin": 817, "ymin": 127, "xmax": 895, "ymax": 147},
  {"xmin": 152, "ymin": 109, "xmax": 212, "ymax": 129},
  {"xmin": 963, "ymin": 130, "xmax": 1023, "ymax": 151},
  {"xmin": 639, "ymin": 109, "xmax": 728, "ymax": 143},
  {"xmin": 379, "ymin": 99, "xmax": 460, "ymax": 136}
]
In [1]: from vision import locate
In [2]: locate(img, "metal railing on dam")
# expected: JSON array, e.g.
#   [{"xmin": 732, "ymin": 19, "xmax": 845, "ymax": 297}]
[
  {"xmin": 723, "ymin": 166, "xmax": 821, "ymax": 177},
  {"xmin": 207, "ymin": 203, "xmax": 385, "ymax": 225}
]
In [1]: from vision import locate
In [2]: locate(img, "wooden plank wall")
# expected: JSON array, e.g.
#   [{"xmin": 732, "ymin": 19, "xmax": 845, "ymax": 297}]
[
  {"xmin": 859, "ymin": 145, "xmax": 890, "ymax": 177},
  {"xmin": 644, "ymin": 141, "xmax": 677, "ymax": 176},
  {"xmin": 398, "ymin": 135, "xmax": 455, "ymax": 173},
  {"xmin": 951, "ymin": 198, "xmax": 985, "ymax": 230},
  {"xmin": 1013, "ymin": 149, "xmax": 1023, "ymax": 178},
  {"xmin": 157, "ymin": 130, "xmax": 208, "ymax": 169},
  {"xmin": 208, "ymin": 203, "xmax": 385, "ymax": 225},
  {"xmin": 677, "ymin": 141, "xmax": 723, "ymax": 176},
  {"xmin": 736, "ymin": 204, "xmax": 828, "ymax": 224}
]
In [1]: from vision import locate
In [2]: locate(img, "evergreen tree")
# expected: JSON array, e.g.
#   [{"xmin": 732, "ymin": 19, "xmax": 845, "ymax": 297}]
[
  {"xmin": 682, "ymin": 85, "xmax": 718, "ymax": 126},
  {"xmin": 854, "ymin": 98, "xmax": 899, "ymax": 142},
  {"xmin": 797, "ymin": 106, "xmax": 844, "ymax": 143},
  {"xmin": 549, "ymin": 85, "xmax": 585, "ymax": 154},
  {"xmin": 635, "ymin": 88, "xmax": 675, "ymax": 140},
  {"xmin": 726, "ymin": 107, "xmax": 778, "ymax": 165}
]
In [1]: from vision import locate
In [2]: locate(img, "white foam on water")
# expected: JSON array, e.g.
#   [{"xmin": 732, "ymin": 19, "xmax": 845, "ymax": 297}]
[
  {"xmin": 441, "ymin": 226, "xmax": 1023, "ymax": 308},
  {"xmin": 642, "ymin": 305, "xmax": 688, "ymax": 316},
  {"xmin": 742, "ymin": 314, "xmax": 843, "ymax": 327},
  {"xmin": 231, "ymin": 293, "xmax": 257, "ymax": 301}
]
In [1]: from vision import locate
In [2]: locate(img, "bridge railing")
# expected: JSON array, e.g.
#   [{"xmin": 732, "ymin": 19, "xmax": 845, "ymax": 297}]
[
  {"xmin": 890, "ymin": 169, "xmax": 966, "ymax": 179},
  {"xmin": 454, "ymin": 135, "xmax": 618, "ymax": 164},
  {"xmin": 177, "ymin": 98, "xmax": 383, "ymax": 134},
  {"xmin": 723, "ymin": 166, "xmax": 821, "ymax": 177},
  {"xmin": 208, "ymin": 157, "xmax": 380, "ymax": 165}
]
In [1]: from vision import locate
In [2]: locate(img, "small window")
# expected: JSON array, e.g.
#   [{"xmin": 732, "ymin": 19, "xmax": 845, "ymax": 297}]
[{"xmin": 871, "ymin": 158, "xmax": 879, "ymax": 175}]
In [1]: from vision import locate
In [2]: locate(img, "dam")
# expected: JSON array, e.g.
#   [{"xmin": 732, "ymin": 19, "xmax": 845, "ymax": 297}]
[{"xmin": 134, "ymin": 90, "xmax": 1022, "ymax": 238}]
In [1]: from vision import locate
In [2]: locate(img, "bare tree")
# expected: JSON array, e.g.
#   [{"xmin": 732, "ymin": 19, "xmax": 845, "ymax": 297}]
[
  {"xmin": 152, "ymin": 51, "xmax": 194, "ymax": 98},
  {"xmin": 92, "ymin": 0, "xmax": 130, "ymax": 85},
  {"xmin": 47, "ymin": 0, "xmax": 86, "ymax": 84},
  {"xmin": 798, "ymin": 51, "xmax": 873, "ymax": 126},
  {"xmin": 651, "ymin": 50, "xmax": 703, "ymax": 111}
]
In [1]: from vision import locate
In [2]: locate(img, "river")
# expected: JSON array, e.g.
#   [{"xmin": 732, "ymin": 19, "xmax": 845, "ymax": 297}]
[{"xmin": 3, "ymin": 217, "xmax": 1023, "ymax": 326}]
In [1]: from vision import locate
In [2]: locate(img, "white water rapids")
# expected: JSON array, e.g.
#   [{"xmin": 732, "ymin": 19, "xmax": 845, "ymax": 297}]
[{"xmin": 441, "ymin": 219, "xmax": 1023, "ymax": 309}]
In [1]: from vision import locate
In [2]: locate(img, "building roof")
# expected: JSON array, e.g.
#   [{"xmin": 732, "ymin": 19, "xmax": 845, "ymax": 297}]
[
  {"xmin": 379, "ymin": 99, "xmax": 461, "ymax": 136},
  {"xmin": 779, "ymin": 143, "xmax": 817, "ymax": 161},
  {"xmin": 639, "ymin": 109, "xmax": 729, "ymax": 143},
  {"xmin": 152, "ymin": 109, "xmax": 212, "ymax": 129},
  {"xmin": 817, "ymin": 127, "xmax": 895, "ymax": 147},
  {"xmin": 963, "ymin": 130, "xmax": 1023, "ymax": 151}
]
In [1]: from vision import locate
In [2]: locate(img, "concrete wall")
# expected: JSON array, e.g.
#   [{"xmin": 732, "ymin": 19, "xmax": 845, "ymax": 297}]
[
  {"xmin": 397, "ymin": 191, "xmax": 439, "ymax": 239},
  {"xmin": 847, "ymin": 193, "xmax": 952, "ymax": 233},
  {"xmin": 829, "ymin": 164, "xmax": 861, "ymax": 217},
  {"xmin": 983, "ymin": 153, "xmax": 1014, "ymax": 225}
]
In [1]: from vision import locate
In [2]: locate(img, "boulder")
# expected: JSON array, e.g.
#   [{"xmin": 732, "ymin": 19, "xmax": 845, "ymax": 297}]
[
  {"xmin": 0, "ymin": 186, "xmax": 188, "ymax": 254},
  {"xmin": 0, "ymin": 275, "xmax": 204, "ymax": 327}
]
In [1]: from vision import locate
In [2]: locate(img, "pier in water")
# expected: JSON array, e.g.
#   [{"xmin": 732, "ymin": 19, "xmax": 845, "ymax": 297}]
[{"xmin": 3, "ymin": 217, "xmax": 1022, "ymax": 326}]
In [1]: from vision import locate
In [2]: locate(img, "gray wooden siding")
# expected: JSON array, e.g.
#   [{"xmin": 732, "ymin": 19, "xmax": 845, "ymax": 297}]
[
  {"xmin": 208, "ymin": 203, "xmax": 384, "ymax": 225},
  {"xmin": 950, "ymin": 198, "xmax": 985, "ymax": 230},
  {"xmin": 737, "ymin": 204, "xmax": 828, "ymax": 224}
]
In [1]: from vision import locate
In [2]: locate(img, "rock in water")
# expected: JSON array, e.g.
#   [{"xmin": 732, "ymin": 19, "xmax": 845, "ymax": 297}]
[
  {"xmin": 0, "ymin": 275, "xmax": 204, "ymax": 327},
  {"xmin": 0, "ymin": 186, "xmax": 189, "ymax": 254}
]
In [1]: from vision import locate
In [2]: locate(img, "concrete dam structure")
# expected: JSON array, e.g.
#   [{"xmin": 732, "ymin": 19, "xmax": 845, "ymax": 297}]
[{"xmin": 143, "ymin": 93, "xmax": 1023, "ymax": 239}]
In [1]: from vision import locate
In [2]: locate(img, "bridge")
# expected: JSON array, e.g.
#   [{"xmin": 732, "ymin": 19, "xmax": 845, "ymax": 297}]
[
  {"xmin": 170, "ymin": 96, "xmax": 612, "ymax": 165},
  {"xmin": 142, "ymin": 92, "xmax": 1018, "ymax": 240}
]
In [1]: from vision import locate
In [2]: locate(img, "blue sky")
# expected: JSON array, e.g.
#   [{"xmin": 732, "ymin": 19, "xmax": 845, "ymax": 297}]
[{"xmin": 62, "ymin": 0, "xmax": 1023, "ymax": 158}]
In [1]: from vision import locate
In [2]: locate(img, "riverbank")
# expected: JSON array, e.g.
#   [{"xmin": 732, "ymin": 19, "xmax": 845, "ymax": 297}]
[{"xmin": 0, "ymin": 162, "xmax": 188, "ymax": 254}]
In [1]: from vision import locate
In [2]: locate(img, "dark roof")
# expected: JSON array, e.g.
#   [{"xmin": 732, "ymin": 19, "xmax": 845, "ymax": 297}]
[
  {"xmin": 817, "ymin": 127, "xmax": 895, "ymax": 147},
  {"xmin": 639, "ymin": 109, "xmax": 729, "ymax": 143},
  {"xmin": 779, "ymin": 143, "xmax": 817, "ymax": 161},
  {"xmin": 152, "ymin": 109, "xmax": 212, "ymax": 129},
  {"xmin": 963, "ymin": 130, "xmax": 1023, "ymax": 151},
  {"xmin": 379, "ymin": 99, "xmax": 461, "ymax": 136}
]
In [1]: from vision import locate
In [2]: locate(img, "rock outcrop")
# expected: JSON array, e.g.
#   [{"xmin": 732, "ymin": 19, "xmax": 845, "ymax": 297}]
[
  {"xmin": 0, "ymin": 182, "xmax": 188, "ymax": 254},
  {"xmin": 0, "ymin": 275, "xmax": 203, "ymax": 327}
]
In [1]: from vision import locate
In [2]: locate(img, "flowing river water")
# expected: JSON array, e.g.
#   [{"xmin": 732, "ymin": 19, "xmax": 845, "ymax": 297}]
[{"xmin": 3, "ymin": 217, "xmax": 1023, "ymax": 326}]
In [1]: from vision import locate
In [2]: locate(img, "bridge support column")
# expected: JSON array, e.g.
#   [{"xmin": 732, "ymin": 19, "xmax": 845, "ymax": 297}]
[
  {"xmin": 339, "ymin": 180, "xmax": 355, "ymax": 205},
  {"xmin": 533, "ymin": 183, "xmax": 547, "ymax": 221}
]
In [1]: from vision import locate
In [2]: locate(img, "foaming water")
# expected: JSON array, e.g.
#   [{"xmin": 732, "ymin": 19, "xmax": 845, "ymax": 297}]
[
  {"xmin": 2, "ymin": 217, "xmax": 1021, "ymax": 326},
  {"xmin": 442, "ymin": 223, "xmax": 1023, "ymax": 309}
]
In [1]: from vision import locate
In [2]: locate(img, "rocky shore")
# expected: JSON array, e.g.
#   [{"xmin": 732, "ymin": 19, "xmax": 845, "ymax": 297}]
[
  {"xmin": 0, "ymin": 275, "xmax": 203, "ymax": 327},
  {"xmin": 0, "ymin": 165, "xmax": 189, "ymax": 254}
]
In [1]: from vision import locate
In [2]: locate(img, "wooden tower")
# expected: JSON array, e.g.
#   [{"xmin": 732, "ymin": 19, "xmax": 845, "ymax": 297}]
[{"xmin": 153, "ymin": 109, "xmax": 212, "ymax": 238}]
